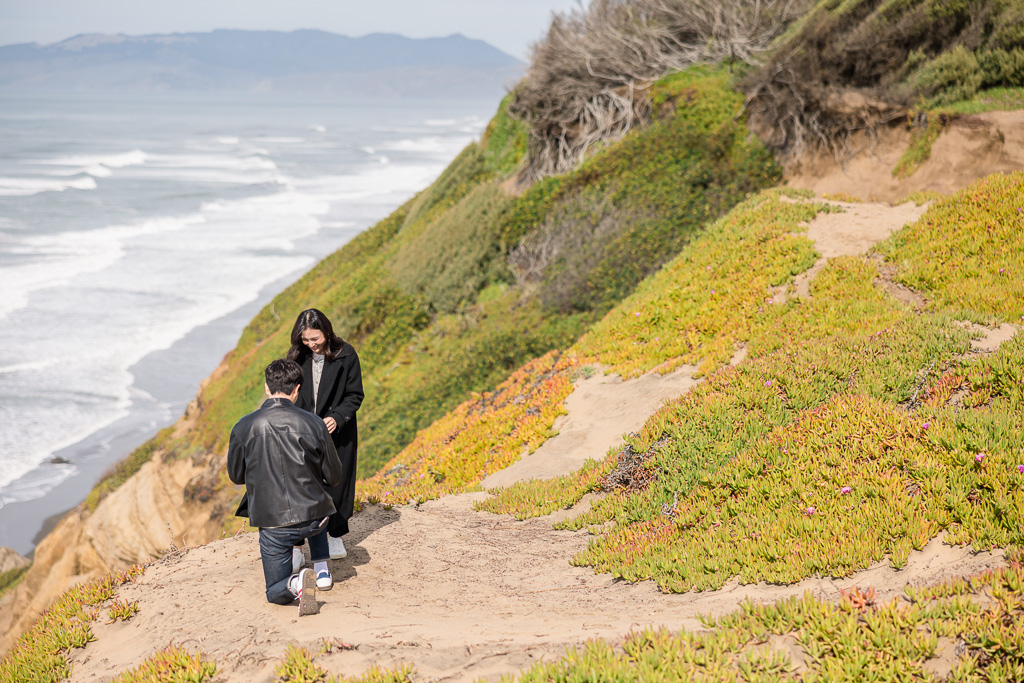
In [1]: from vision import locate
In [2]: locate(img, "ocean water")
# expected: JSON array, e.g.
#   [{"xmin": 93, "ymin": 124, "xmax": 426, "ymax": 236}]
[{"xmin": 0, "ymin": 91, "xmax": 494, "ymax": 553}]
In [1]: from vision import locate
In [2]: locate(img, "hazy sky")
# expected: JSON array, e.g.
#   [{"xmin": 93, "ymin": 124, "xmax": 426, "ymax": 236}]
[{"xmin": 0, "ymin": 0, "xmax": 582, "ymax": 59}]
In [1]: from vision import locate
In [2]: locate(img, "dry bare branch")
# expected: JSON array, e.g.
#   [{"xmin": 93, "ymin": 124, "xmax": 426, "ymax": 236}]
[{"xmin": 511, "ymin": 0, "xmax": 811, "ymax": 181}]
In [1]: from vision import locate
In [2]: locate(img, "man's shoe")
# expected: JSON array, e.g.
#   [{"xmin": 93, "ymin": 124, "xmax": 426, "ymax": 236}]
[
  {"xmin": 297, "ymin": 568, "xmax": 319, "ymax": 616},
  {"xmin": 328, "ymin": 536, "xmax": 347, "ymax": 559},
  {"xmin": 292, "ymin": 547, "xmax": 304, "ymax": 573},
  {"xmin": 316, "ymin": 569, "xmax": 333, "ymax": 591}
]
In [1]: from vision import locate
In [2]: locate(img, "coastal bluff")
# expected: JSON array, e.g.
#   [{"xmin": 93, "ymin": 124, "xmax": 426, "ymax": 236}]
[{"xmin": 2, "ymin": 109, "xmax": 1022, "ymax": 661}]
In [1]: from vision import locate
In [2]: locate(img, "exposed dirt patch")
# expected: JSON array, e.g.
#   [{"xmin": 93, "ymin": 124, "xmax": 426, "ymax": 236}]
[
  {"xmin": 480, "ymin": 364, "xmax": 700, "ymax": 489},
  {"xmin": 776, "ymin": 198, "xmax": 928, "ymax": 305},
  {"xmin": 958, "ymin": 321, "xmax": 1020, "ymax": 353},
  {"xmin": 872, "ymin": 256, "xmax": 929, "ymax": 311},
  {"xmin": 784, "ymin": 112, "xmax": 1024, "ymax": 203}
]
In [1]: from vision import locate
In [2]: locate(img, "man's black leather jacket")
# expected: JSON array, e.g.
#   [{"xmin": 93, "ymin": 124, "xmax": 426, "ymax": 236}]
[{"xmin": 227, "ymin": 397, "xmax": 343, "ymax": 528}]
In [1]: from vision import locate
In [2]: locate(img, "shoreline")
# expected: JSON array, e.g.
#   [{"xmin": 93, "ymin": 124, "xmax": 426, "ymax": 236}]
[{"xmin": 0, "ymin": 259, "xmax": 340, "ymax": 557}]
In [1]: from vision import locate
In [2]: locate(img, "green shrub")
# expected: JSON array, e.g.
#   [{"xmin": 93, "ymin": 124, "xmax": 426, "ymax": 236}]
[
  {"xmin": 979, "ymin": 47, "xmax": 1024, "ymax": 86},
  {"xmin": 390, "ymin": 182, "xmax": 511, "ymax": 313},
  {"xmin": 0, "ymin": 564, "xmax": 29, "ymax": 599},
  {"xmin": 914, "ymin": 46, "xmax": 984, "ymax": 105}
]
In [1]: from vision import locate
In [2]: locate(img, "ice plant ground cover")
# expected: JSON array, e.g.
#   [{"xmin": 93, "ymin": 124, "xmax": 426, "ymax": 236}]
[
  {"xmin": 505, "ymin": 562, "xmax": 1024, "ymax": 681},
  {"xmin": 74, "ymin": 66, "xmax": 781, "ymax": 532},
  {"xmin": 479, "ymin": 173, "xmax": 1024, "ymax": 591},
  {"xmin": 0, "ymin": 566, "xmax": 144, "ymax": 682},
  {"xmin": 359, "ymin": 189, "xmax": 821, "ymax": 505}
]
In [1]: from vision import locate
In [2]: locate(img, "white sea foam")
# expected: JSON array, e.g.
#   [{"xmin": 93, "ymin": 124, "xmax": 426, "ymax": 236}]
[
  {"xmin": 0, "ymin": 95, "xmax": 493, "ymax": 524},
  {"xmin": 0, "ymin": 175, "xmax": 98, "ymax": 196},
  {"xmin": 385, "ymin": 137, "xmax": 452, "ymax": 154},
  {"xmin": 424, "ymin": 118, "xmax": 457, "ymax": 126},
  {"xmin": 39, "ymin": 148, "xmax": 148, "ymax": 170},
  {"xmin": 0, "ymin": 215, "xmax": 205, "ymax": 320},
  {"xmin": 255, "ymin": 136, "xmax": 305, "ymax": 143}
]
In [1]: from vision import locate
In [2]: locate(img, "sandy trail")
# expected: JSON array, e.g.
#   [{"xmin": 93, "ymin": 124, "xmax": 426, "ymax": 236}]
[
  {"xmin": 67, "ymin": 497, "xmax": 1007, "ymax": 683},
  {"xmin": 481, "ymin": 363, "xmax": 702, "ymax": 489},
  {"xmin": 65, "ymin": 198, "xmax": 1017, "ymax": 682}
]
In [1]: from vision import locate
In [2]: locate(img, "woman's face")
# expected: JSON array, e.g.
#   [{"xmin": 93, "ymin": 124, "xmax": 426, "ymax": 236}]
[{"xmin": 301, "ymin": 328, "xmax": 327, "ymax": 355}]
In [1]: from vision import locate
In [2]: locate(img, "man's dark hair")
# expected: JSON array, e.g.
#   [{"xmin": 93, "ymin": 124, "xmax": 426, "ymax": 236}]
[{"xmin": 265, "ymin": 359, "xmax": 303, "ymax": 395}]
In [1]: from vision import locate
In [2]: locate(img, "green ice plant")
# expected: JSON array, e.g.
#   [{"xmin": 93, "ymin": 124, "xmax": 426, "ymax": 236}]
[
  {"xmin": 108, "ymin": 646, "xmax": 217, "ymax": 683},
  {"xmin": 0, "ymin": 565, "xmax": 145, "ymax": 683}
]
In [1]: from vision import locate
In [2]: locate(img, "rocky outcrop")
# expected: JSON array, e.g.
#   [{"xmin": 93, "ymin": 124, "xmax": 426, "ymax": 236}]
[{"xmin": 0, "ymin": 547, "xmax": 30, "ymax": 575}]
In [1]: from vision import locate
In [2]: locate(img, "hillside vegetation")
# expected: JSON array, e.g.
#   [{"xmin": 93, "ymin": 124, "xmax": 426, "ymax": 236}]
[
  {"xmin": 4, "ymin": 0, "xmax": 1024, "ymax": 678},
  {"xmin": 745, "ymin": 0, "xmax": 1024, "ymax": 159},
  {"xmin": 86, "ymin": 67, "xmax": 777, "ymax": 532}
]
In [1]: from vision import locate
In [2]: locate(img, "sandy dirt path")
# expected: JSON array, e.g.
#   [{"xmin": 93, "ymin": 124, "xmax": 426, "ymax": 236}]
[
  {"xmin": 65, "ymin": 198, "xmax": 1017, "ymax": 682},
  {"xmin": 67, "ymin": 496, "xmax": 1007, "ymax": 683}
]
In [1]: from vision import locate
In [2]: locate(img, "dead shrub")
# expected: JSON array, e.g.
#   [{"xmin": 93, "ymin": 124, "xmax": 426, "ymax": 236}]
[
  {"xmin": 743, "ymin": 0, "xmax": 1024, "ymax": 162},
  {"xmin": 510, "ymin": 0, "xmax": 810, "ymax": 181}
]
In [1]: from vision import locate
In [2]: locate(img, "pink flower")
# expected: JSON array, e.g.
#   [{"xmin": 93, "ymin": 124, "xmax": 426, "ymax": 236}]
[
  {"xmin": 840, "ymin": 486, "xmax": 853, "ymax": 495},
  {"xmin": 634, "ymin": 312, "xmax": 641, "ymax": 317},
  {"xmin": 999, "ymin": 268, "xmax": 1006, "ymax": 274},
  {"xmin": 765, "ymin": 380, "xmax": 773, "ymax": 387},
  {"xmin": 1016, "ymin": 464, "xmax": 1024, "ymax": 474},
  {"xmin": 975, "ymin": 453, "xmax": 986, "ymax": 464},
  {"xmin": 922, "ymin": 422, "xmax": 930, "ymax": 430},
  {"xmin": 805, "ymin": 507, "xmax": 816, "ymax": 516}
]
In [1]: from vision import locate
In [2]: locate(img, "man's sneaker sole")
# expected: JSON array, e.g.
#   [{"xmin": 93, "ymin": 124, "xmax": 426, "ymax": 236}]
[{"xmin": 297, "ymin": 568, "xmax": 319, "ymax": 616}]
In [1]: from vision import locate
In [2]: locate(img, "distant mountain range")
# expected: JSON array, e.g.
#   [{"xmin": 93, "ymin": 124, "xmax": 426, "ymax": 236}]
[{"xmin": 0, "ymin": 30, "xmax": 525, "ymax": 98}]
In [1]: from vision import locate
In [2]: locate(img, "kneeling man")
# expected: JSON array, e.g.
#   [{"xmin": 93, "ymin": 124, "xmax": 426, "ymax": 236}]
[{"xmin": 227, "ymin": 358, "xmax": 342, "ymax": 615}]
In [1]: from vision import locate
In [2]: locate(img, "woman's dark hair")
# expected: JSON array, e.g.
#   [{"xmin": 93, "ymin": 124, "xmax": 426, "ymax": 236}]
[
  {"xmin": 287, "ymin": 308, "xmax": 345, "ymax": 363},
  {"xmin": 265, "ymin": 359, "xmax": 303, "ymax": 395}
]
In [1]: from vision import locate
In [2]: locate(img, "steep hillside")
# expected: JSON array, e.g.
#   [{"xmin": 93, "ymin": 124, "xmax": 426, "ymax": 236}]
[
  {"xmin": 3, "ymin": 0, "xmax": 1024, "ymax": 672},
  {"xmin": 3, "ymin": 173, "xmax": 1021, "ymax": 683},
  {"xmin": 0, "ymin": 67, "xmax": 781, "ymax": 651}
]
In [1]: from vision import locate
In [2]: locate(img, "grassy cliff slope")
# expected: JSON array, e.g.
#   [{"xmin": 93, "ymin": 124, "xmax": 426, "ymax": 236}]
[{"xmin": 83, "ymin": 67, "xmax": 779, "ymax": 531}]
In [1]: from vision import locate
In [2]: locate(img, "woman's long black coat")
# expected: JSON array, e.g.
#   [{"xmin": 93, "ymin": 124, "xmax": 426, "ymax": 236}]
[{"xmin": 297, "ymin": 342, "xmax": 363, "ymax": 535}]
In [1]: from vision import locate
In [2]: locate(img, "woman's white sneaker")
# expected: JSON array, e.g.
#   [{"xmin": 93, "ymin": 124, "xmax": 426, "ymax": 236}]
[{"xmin": 328, "ymin": 536, "xmax": 347, "ymax": 559}]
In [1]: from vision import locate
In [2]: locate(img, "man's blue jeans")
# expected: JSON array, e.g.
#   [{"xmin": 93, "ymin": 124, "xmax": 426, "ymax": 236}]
[{"xmin": 258, "ymin": 518, "xmax": 330, "ymax": 604}]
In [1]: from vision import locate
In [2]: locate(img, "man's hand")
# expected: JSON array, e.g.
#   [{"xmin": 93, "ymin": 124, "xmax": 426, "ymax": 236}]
[{"xmin": 323, "ymin": 416, "xmax": 337, "ymax": 433}]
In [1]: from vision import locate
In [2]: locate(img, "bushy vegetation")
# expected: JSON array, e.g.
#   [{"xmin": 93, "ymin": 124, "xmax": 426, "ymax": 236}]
[
  {"xmin": 744, "ymin": 0, "xmax": 1024, "ymax": 159},
  {"xmin": 503, "ymin": 562, "xmax": 1024, "ymax": 681}
]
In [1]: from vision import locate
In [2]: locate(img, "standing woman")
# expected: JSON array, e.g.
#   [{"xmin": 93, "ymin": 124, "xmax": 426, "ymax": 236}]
[{"xmin": 287, "ymin": 308, "xmax": 364, "ymax": 560}]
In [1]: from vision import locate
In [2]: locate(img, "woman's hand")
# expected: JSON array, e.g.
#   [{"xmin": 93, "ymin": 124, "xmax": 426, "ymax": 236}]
[{"xmin": 323, "ymin": 416, "xmax": 337, "ymax": 433}]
